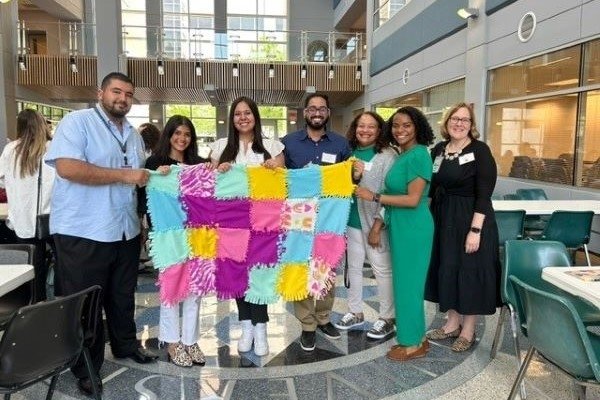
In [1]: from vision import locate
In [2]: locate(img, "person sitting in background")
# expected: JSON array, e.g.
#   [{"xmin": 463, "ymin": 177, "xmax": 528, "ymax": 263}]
[
  {"xmin": 334, "ymin": 111, "xmax": 397, "ymax": 340},
  {"xmin": 0, "ymin": 109, "xmax": 55, "ymax": 301}
]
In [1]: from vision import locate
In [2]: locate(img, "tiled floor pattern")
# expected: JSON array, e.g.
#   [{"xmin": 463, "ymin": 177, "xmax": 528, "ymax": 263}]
[{"xmin": 11, "ymin": 261, "xmax": 600, "ymax": 400}]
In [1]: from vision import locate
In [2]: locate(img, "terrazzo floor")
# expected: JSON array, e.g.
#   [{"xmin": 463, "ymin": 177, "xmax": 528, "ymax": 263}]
[{"xmin": 10, "ymin": 264, "xmax": 600, "ymax": 400}]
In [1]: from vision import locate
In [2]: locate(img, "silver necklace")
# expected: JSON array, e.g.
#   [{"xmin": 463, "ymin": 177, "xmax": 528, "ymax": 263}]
[{"xmin": 444, "ymin": 139, "xmax": 470, "ymax": 161}]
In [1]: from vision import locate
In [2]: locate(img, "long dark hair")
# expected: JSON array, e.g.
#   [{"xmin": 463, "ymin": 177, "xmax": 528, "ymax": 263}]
[
  {"xmin": 154, "ymin": 115, "xmax": 203, "ymax": 164},
  {"xmin": 386, "ymin": 106, "xmax": 434, "ymax": 147},
  {"xmin": 346, "ymin": 111, "xmax": 388, "ymax": 153},
  {"xmin": 219, "ymin": 96, "xmax": 272, "ymax": 163}
]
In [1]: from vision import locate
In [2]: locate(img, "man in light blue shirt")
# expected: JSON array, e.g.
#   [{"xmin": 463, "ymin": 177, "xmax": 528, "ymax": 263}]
[{"xmin": 45, "ymin": 72, "xmax": 157, "ymax": 396}]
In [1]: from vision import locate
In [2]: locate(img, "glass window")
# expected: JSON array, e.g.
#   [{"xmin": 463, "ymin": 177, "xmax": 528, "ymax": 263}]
[
  {"xmin": 258, "ymin": 0, "xmax": 286, "ymax": 16},
  {"xmin": 488, "ymin": 45, "xmax": 581, "ymax": 101},
  {"xmin": 583, "ymin": 39, "xmax": 600, "ymax": 86},
  {"xmin": 121, "ymin": 0, "xmax": 145, "ymax": 12},
  {"xmin": 189, "ymin": 1, "xmax": 213, "ymax": 14},
  {"xmin": 580, "ymin": 90, "xmax": 600, "ymax": 188},
  {"xmin": 228, "ymin": 0, "xmax": 257, "ymax": 15},
  {"xmin": 165, "ymin": 104, "xmax": 217, "ymax": 140},
  {"xmin": 486, "ymin": 95, "xmax": 577, "ymax": 184},
  {"xmin": 373, "ymin": 0, "xmax": 410, "ymax": 29}
]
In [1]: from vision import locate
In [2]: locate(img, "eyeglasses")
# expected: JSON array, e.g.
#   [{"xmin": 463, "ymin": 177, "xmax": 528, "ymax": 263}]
[
  {"xmin": 305, "ymin": 106, "xmax": 329, "ymax": 115},
  {"xmin": 449, "ymin": 116, "xmax": 472, "ymax": 125}
]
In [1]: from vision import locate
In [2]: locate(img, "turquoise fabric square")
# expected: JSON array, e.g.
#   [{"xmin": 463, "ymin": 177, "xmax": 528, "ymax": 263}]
[
  {"xmin": 287, "ymin": 165, "xmax": 321, "ymax": 198},
  {"xmin": 315, "ymin": 198, "xmax": 351, "ymax": 234},
  {"xmin": 280, "ymin": 231, "xmax": 314, "ymax": 263},
  {"xmin": 245, "ymin": 265, "xmax": 281, "ymax": 305},
  {"xmin": 147, "ymin": 189, "xmax": 186, "ymax": 231},
  {"xmin": 149, "ymin": 229, "xmax": 190, "ymax": 270},
  {"xmin": 147, "ymin": 165, "xmax": 181, "ymax": 196},
  {"xmin": 215, "ymin": 164, "xmax": 249, "ymax": 198}
]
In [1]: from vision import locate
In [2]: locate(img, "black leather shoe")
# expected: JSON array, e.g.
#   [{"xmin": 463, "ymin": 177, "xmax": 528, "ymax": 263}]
[
  {"xmin": 77, "ymin": 377, "xmax": 102, "ymax": 397},
  {"xmin": 129, "ymin": 347, "xmax": 158, "ymax": 364},
  {"xmin": 300, "ymin": 330, "xmax": 316, "ymax": 351},
  {"xmin": 317, "ymin": 322, "xmax": 341, "ymax": 340}
]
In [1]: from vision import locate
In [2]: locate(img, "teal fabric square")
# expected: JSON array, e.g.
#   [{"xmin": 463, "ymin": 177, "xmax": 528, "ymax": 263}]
[
  {"xmin": 147, "ymin": 189, "xmax": 186, "ymax": 231},
  {"xmin": 287, "ymin": 165, "xmax": 321, "ymax": 198},
  {"xmin": 315, "ymin": 198, "xmax": 351, "ymax": 234},
  {"xmin": 245, "ymin": 265, "xmax": 281, "ymax": 305},
  {"xmin": 149, "ymin": 229, "xmax": 190, "ymax": 270},
  {"xmin": 147, "ymin": 165, "xmax": 181, "ymax": 196},
  {"xmin": 215, "ymin": 164, "xmax": 249, "ymax": 198},
  {"xmin": 280, "ymin": 231, "xmax": 313, "ymax": 263}
]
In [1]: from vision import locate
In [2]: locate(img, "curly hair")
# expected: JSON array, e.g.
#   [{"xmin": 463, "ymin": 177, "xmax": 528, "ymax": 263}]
[
  {"xmin": 385, "ymin": 106, "xmax": 434, "ymax": 147},
  {"xmin": 346, "ymin": 111, "xmax": 388, "ymax": 153},
  {"xmin": 440, "ymin": 102, "xmax": 480, "ymax": 140},
  {"xmin": 138, "ymin": 123, "xmax": 161, "ymax": 155}
]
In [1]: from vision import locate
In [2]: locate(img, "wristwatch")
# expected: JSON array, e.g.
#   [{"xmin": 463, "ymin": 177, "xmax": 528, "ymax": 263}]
[
  {"xmin": 372, "ymin": 193, "xmax": 381, "ymax": 203},
  {"xmin": 470, "ymin": 226, "xmax": 481, "ymax": 234}
]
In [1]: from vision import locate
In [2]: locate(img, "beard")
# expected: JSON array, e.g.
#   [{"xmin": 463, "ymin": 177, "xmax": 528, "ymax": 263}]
[
  {"xmin": 101, "ymin": 99, "xmax": 130, "ymax": 119},
  {"xmin": 305, "ymin": 115, "xmax": 328, "ymax": 130}
]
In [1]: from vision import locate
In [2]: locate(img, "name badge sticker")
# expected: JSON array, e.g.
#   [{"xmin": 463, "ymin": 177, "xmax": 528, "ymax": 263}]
[
  {"xmin": 432, "ymin": 156, "xmax": 443, "ymax": 173},
  {"xmin": 363, "ymin": 161, "xmax": 373, "ymax": 171},
  {"xmin": 459, "ymin": 152, "xmax": 475, "ymax": 165},
  {"xmin": 321, "ymin": 152, "xmax": 337, "ymax": 164}
]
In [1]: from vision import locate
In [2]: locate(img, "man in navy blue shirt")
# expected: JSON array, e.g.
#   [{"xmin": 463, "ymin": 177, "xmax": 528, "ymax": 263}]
[{"xmin": 281, "ymin": 93, "xmax": 351, "ymax": 352}]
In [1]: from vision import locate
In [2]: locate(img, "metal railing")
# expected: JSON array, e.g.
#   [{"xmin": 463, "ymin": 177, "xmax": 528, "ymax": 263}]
[{"xmin": 17, "ymin": 20, "xmax": 97, "ymax": 57}]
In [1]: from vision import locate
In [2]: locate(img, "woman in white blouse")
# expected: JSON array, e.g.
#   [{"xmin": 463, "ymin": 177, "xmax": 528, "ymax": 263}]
[
  {"xmin": 0, "ymin": 109, "xmax": 55, "ymax": 301},
  {"xmin": 210, "ymin": 96, "xmax": 284, "ymax": 357}
]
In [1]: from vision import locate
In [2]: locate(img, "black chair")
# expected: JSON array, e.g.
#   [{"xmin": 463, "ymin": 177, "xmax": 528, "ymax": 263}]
[
  {"xmin": 0, "ymin": 244, "xmax": 36, "ymax": 330},
  {"xmin": 0, "ymin": 285, "xmax": 102, "ymax": 400}
]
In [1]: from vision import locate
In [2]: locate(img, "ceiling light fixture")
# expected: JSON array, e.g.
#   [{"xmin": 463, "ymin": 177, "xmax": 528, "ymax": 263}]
[
  {"xmin": 355, "ymin": 64, "xmax": 362, "ymax": 80},
  {"xmin": 157, "ymin": 59, "xmax": 165, "ymax": 76},
  {"xmin": 301, "ymin": 64, "xmax": 307, "ymax": 79},
  {"xmin": 17, "ymin": 54, "xmax": 26, "ymax": 71},
  {"xmin": 69, "ymin": 55, "xmax": 78, "ymax": 73},
  {"xmin": 268, "ymin": 63, "xmax": 275, "ymax": 78},
  {"xmin": 457, "ymin": 7, "xmax": 479, "ymax": 19},
  {"xmin": 232, "ymin": 62, "xmax": 239, "ymax": 77},
  {"xmin": 195, "ymin": 60, "xmax": 202, "ymax": 76},
  {"xmin": 328, "ymin": 65, "xmax": 334, "ymax": 79}
]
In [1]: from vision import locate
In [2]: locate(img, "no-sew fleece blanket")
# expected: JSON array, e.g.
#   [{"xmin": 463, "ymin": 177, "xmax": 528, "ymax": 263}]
[{"xmin": 145, "ymin": 161, "xmax": 354, "ymax": 306}]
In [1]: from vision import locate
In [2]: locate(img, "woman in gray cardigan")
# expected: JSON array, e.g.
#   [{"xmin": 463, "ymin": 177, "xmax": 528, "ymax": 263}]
[{"xmin": 334, "ymin": 111, "xmax": 398, "ymax": 339}]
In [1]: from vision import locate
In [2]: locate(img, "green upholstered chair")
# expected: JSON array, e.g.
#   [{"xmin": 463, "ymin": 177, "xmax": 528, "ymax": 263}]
[
  {"xmin": 507, "ymin": 276, "xmax": 600, "ymax": 400},
  {"xmin": 540, "ymin": 210, "xmax": 594, "ymax": 266},
  {"xmin": 496, "ymin": 210, "xmax": 525, "ymax": 246}
]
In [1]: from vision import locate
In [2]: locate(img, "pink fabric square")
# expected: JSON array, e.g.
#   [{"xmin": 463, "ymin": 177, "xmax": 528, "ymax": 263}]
[
  {"xmin": 312, "ymin": 233, "xmax": 346, "ymax": 266},
  {"xmin": 158, "ymin": 262, "xmax": 190, "ymax": 307},
  {"xmin": 250, "ymin": 200, "xmax": 284, "ymax": 232},
  {"xmin": 217, "ymin": 227, "xmax": 250, "ymax": 262},
  {"xmin": 188, "ymin": 258, "xmax": 216, "ymax": 296}
]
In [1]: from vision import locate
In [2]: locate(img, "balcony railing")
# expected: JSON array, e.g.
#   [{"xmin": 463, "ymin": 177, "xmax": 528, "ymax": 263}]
[{"xmin": 16, "ymin": 20, "xmax": 363, "ymax": 65}]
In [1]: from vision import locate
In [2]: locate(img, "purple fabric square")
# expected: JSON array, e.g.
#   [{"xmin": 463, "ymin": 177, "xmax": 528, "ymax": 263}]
[
  {"xmin": 216, "ymin": 199, "xmax": 251, "ymax": 228},
  {"xmin": 180, "ymin": 163, "xmax": 215, "ymax": 198},
  {"xmin": 246, "ymin": 231, "xmax": 281, "ymax": 266},
  {"xmin": 188, "ymin": 258, "xmax": 216, "ymax": 296},
  {"xmin": 182, "ymin": 195, "xmax": 217, "ymax": 226},
  {"xmin": 215, "ymin": 258, "xmax": 249, "ymax": 300}
]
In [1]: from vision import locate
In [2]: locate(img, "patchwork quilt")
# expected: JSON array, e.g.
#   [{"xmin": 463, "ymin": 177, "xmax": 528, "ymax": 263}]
[{"xmin": 145, "ymin": 161, "xmax": 354, "ymax": 306}]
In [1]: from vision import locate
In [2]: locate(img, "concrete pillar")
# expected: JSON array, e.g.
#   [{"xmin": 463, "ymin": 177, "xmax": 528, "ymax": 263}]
[
  {"xmin": 0, "ymin": 0, "xmax": 18, "ymax": 144},
  {"xmin": 94, "ymin": 0, "xmax": 124, "ymax": 80},
  {"xmin": 216, "ymin": 105, "xmax": 228, "ymax": 139},
  {"xmin": 148, "ymin": 102, "xmax": 164, "ymax": 130},
  {"xmin": 146, "ymin": 0, "xmax": 161, "ymax": 56},
  {"xmin": 463, "ymin": 0, "xmax": 487, "ymax": 138}
]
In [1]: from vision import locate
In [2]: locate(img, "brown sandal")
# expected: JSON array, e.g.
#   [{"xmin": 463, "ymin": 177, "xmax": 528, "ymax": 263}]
[
  {"xmin": 451, "ymin": 334, "xmax": 476, "ymax": 352},
  {"xmin": 426, "ymin": 326, "xmax": 461, "ymax": 341}
]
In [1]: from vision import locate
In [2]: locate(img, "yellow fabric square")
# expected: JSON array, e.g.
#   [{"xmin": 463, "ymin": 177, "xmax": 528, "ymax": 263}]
[
  {"xmin": 321, "ymin": 161, "xmax": 354, "ymax": 197},
  {"xmin": 188, "ymin": 227, "xmax": 217, "ymax": 259},
  {"xmin": 248, "ymin": 166, "xmax": 288, "ymax": 200},
  {"xmin": 277, "ymin": 263, "xmax": 309, "ymax": 301}
]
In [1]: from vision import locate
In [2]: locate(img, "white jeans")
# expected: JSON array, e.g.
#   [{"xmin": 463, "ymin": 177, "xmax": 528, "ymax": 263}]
[
  {"xmin": 346, "ymin": 227, "xmax": 395, "ymax": 319},
  {"xmin": 159, "ymin": 295, "xmax": 201, "ymax": 346}
]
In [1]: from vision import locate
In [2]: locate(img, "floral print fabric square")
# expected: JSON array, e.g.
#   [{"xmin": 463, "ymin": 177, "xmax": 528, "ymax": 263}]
[{"xmin": 146, "ymin": 161, "xmax": 354, "ymax": 305}]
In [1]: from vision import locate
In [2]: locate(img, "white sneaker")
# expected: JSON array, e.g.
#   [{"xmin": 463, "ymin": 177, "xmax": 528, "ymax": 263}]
[
  {"xmin": 253, "ymin": 323, "xmax": 269, "ymax": 356},
  {"xmin": 238, "ymin": 320, "xmax": 254, "ymax": 353}
]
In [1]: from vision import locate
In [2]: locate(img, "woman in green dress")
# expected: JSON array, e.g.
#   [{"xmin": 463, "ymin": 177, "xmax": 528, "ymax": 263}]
[{"xmin": 355, "ymin": 106, "xmax": 434, "ymax": 361}]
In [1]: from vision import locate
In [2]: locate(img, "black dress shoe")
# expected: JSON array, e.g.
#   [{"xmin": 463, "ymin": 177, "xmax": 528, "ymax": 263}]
[
  {"xmin": 77, "ymin": 377, "xmax": 102, "ymax": 397},
  {"xmin": 317, "ymin": 322, "xmax": 341, "ymax": 340},
  {"xmin": 129, "ymin": 347, "xmax": 158, "ymax": 364}
]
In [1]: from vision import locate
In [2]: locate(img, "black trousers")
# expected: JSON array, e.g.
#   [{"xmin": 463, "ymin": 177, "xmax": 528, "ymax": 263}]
[
  {"xmin": 236, "ymin": 298, "xmax": 269, "ymax": 325},
  {"xmin": 54, "ymin": 233, "xmax": 140, "ymax": 379},
  {"xmin": 16, "ymin": 235, "xmax": 55, "ymax": 302}
]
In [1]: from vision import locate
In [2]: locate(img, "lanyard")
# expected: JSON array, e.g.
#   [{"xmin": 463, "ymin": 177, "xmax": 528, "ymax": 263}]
[{"xmin": 94, "ymin": 106, "xmax": 129, "ymax": 165}]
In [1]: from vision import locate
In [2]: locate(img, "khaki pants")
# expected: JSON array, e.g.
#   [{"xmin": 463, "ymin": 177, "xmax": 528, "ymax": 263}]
[{"xmin": 293, "ymin": 286, "xmax": 335, "ymax": 331}]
